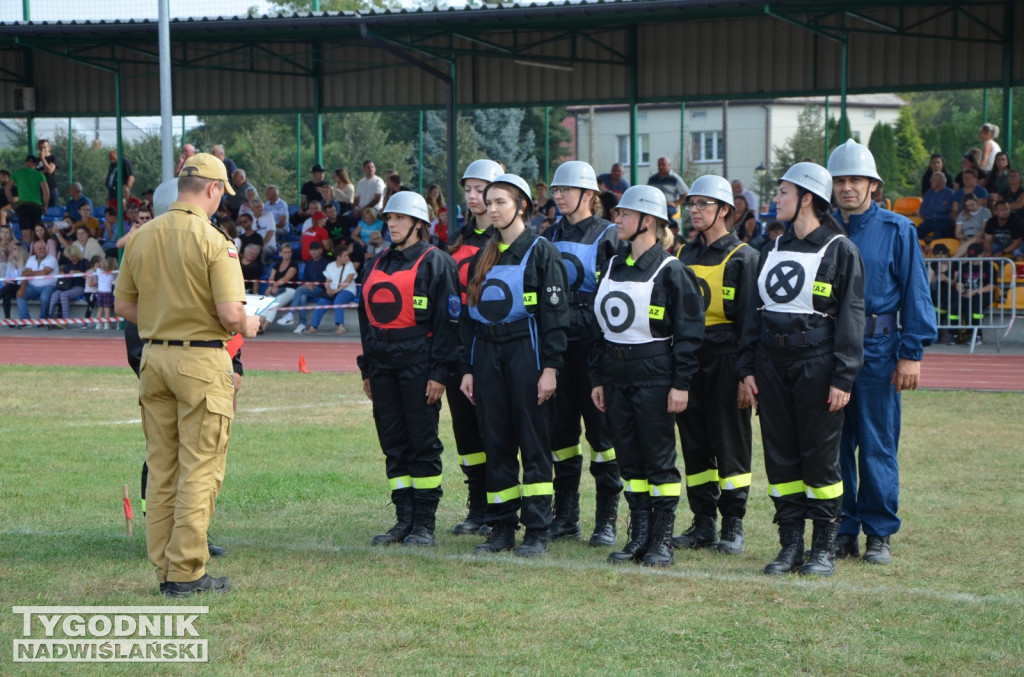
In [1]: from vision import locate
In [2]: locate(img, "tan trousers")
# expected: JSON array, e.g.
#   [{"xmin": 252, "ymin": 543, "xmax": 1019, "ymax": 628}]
[{"xmin": 139, "ymin": 342, "xmax": 234, "ymax": 583}]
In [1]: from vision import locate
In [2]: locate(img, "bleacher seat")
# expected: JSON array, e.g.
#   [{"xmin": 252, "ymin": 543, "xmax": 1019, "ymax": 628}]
[
  {"xmin": 42, "ymin": 206, "xmax": 66, "ymax": 222},
  {"xmin": 893, "ymin": 197, "xmax": 923, "ymax": 226}
]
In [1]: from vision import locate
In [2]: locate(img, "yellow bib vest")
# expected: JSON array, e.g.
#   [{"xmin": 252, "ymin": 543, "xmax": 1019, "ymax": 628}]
[{"xmin": 684, "ymin": 242, "xmax": 748, "ymax": 327}]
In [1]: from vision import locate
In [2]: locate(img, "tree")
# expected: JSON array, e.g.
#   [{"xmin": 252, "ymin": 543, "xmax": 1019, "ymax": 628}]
[
  {"xmin": 891, "ymin": 107, "xmax": 929, "ymax": 198},
  {"xmin": 772, "ymin": 105, "xmax": 826, "ymax": 172},
  {"xmin": 420, "ymin": 111, "xmax": 482, "ymax": 207},
  {"xmin": 522, "ymin": 107, "xmax": 572, "ymax": 182},
  {"xmin": 467, "ymin": 108, "xmax": 538, "ymax": 181},
  {"xmin": 867, "ymin": 122, "xmax": 898, "ymax": 187}
]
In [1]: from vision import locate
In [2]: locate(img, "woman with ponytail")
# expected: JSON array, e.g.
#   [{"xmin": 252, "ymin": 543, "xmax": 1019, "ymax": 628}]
[
  {"xmin": 460, "ymin": 173, "xmax": 569, "ymax": 558},
  {"xmin": 737, "ymin": 162, "xmax": 865, "ymax": 578},
  {"xmin": 590, "ymin": 185, "xmax": 705, "ymax": 568},
  {"xmin": 357, "ymin": 191, "xmax": 460, "ymax": 549}
]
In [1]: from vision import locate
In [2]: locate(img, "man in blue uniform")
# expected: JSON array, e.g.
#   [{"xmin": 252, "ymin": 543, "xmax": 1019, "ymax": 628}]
[{"xmin": 828, "ymin": 140, "xmax": 937, "ymax": 565}]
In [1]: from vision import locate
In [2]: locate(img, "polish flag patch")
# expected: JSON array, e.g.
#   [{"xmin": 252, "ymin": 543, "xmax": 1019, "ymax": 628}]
[{"xmin": 227, "ymin": 247, "xmax": 238, "ymax": 258}]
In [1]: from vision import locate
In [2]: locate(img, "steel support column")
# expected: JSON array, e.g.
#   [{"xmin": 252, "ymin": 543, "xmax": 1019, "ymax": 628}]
[{"xmin": 628, "ymin": 25, "xmax": 639, "ymax": 186}]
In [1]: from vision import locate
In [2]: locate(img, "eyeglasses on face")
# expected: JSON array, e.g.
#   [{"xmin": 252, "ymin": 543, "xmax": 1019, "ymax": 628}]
[{"xmin": 685, "ymin": 199, "xmax": 718, "ymax": 211}]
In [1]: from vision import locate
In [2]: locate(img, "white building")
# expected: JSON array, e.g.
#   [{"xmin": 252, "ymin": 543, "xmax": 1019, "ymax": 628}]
[{"xmin": 571, "ymin": 94, "xmax": 907, "ymax": 206}]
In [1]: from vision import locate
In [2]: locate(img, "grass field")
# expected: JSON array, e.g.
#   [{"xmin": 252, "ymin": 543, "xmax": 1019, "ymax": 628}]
[{"xmin": 1, "ymin": 365, "xmax": 1022, "ymax": 676}]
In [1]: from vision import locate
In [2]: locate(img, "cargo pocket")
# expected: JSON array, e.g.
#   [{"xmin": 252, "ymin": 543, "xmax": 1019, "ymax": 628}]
[{"xmin": 201, "ymin": 392, "xmax": 234, "ymax": 456}]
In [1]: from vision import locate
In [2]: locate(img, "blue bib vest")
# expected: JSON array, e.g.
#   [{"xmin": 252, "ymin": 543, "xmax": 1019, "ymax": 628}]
[{"xmin": 552, "ymin": 222, "xmax": 615, "ymax": 294}]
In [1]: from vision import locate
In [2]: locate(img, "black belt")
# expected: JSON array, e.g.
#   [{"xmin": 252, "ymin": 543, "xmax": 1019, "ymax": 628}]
[
  {"xmin": 475, "ymin": 317, "xmax": 532, "ymax": 339},
  {"xmin": 148, "ymin": 339, "xmax": 224, "ymax": 348},
  {"xmin": 761, "ymin": 325, "xmax": 834, "ymax": 349},
  {"xmin": 865, "ymin": 313, "xmax": 898, "ymax": 337},
  {"xmin": 570, "ymin": 291, "xmax": 595, "ymax": 306},
  {"xmin": 605, "ymin": 341, "xmax": 673, "ymax": 360},
  {"xmin": 369, "ymin": 324, "xmax": 431, "ymax": 341}
]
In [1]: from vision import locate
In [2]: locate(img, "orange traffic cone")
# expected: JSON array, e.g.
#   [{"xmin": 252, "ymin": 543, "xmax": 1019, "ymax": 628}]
[{"xmin": 299, "ymin": 355, "xmax": 310, "ymax": 373}]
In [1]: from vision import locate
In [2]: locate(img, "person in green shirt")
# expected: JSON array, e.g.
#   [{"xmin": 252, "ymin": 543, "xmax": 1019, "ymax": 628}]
[{"xmin": 5, "ymin": 155, "xmax": 49, "ymax": 233}]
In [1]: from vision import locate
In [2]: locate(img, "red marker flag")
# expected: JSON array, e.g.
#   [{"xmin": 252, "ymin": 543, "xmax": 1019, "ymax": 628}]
[{"xmin": 122, "ymin": 484, "xmax": 134, "ymax": 537}]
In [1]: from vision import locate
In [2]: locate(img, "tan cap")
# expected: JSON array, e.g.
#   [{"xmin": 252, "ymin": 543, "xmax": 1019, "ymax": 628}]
[{"xmin": 179, "ymin": 153, "xmax": 235, "ymax": 195}]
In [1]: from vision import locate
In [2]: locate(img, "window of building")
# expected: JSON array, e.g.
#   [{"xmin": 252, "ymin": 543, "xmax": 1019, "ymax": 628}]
[
  {"xmin": 691, "ymin": 131, "xmax": 724, "ymax": 163},
  {"xmin": 617, "ymin": 133, "xmax": 651, "ymax": 166}
]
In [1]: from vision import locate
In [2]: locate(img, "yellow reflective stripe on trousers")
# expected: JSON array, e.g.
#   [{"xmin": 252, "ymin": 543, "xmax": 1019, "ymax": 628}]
[
  {"xmin": 140, "ymin": 498, "xmax": 146, "ymax": 513},
  {"xmin": 552, "ymin": 444, "xmax": 583, "ymax": 462},
  {"xmin": 488, "ymin": 485, "xmax": 522, "ymax": 504},
  {"xmin": 720, "ymin": 473, "xmax": 752, "ymax": 490},
  {"xmin": 649, "ymin": 482, "xmax": 682, "ymax": 497},
  {"xmin": 805, "ymin": 481, "xmax": 843, "ymax": 500},
  {"xmin": 769, "ymin": 479, "xmax": 806, "ymax": 497},
  {"xmin": 389, "ymin": 475, "xmax": 413, "ymax": 491},
  {"xmin": 624, "ymin": 478, "xmax": 650, "ymax": 494},
  {"xmin": 686, "ymin": 468, "xmax": 719, "ymax": 487},
  {"xmin": 411, "ymin": 475, "xmax": 443, "ymax": 490},
  {"xmin": 460, "ymin": 451, "xmax": 486, "ymax": 467},
  {"xmin": 591, "ymin": 447, "xmax": 616, "ymax": 462},
  {"xmin": 522, "ymin": 482, "xmax": 554, "ymax": 497}
]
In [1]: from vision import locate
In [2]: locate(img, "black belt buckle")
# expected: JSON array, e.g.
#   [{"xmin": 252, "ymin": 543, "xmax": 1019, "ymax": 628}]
[
  {"xmin": 773, "ymin": 332, "xmax": 787, "ymax": 348},
  {"xmin": 613, "ymin": 346, "xmax": 628, "ymax": 360},
  {"xmin": 866, "ymin": 315, "xmax": 877, "ymax": 336}
]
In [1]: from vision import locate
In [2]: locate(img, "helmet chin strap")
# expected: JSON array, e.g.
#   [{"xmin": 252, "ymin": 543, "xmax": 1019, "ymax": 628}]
[
  {"xmin": 697, "ymin": 203, "xmax": 724, "ymax": 243},
  {"xmin": 392, "ymin": 219, "xmax": 421, "ymax": 248},
  {"xmin": 627, "ymin": 214, "xmax": 649, "ymax": 242},
  {"xmin": 495, "ymin": 197, "xmax": 525, "ymax": 232}
]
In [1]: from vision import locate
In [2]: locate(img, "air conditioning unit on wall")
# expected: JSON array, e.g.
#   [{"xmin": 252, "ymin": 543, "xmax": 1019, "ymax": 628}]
[{"xmin": 13, "ymin": 87, "xmax": 36, "ymax": 113}]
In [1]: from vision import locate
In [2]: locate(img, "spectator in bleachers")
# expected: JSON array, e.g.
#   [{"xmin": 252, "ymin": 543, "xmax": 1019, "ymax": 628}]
[
  {"xmin": 534, "ymin": 181, "xmax": 556, "ymax": 228},
  {"xmin": 0, "ymin": 169, "xmax": 13, "ymax": 225},
  {"xmin": 291, "ymin": 165, "xmax": 326, "ymax": 230},
  {"xmin": 926, "ymin": 242, "xmax": 957, "ymax": 344},
  {"xmin": 1, "ymin": 241, "xmax": 28, "ymax": 320},
  {"xmin": 382, "ymin": 172, "xmax": 410, "ymax": 212},
  {"xmin": 300, "ymin": 211, "xmax": 331, "ymax": 262},
  {"xmin": 983, "ymin": 199, "xmax": 1024, "ymax": 260},
  {"xmin": 951, "ymin": 168, "xmax": 987, "ymax": 220},
  {"xmin": 920, "ymin": 153, "xmax": 954, "ymax": 197},
  {"xmin": 365, "ymin": 229, "xmax": 388, "ymax": 256},
  {"xmin": 597, "ymin": 163, "xmax": 630, "ymax": 198},
  {"xmin": 297, "ymin": 200, "xmax": 322, "ymax": 234},
  {"xmin": 239, "ymin": 244, "xmax": 263, "ymax": 295},
  {"xmin": 954, "ymin": 149, "xmax": 987, "ymax": 190},
  {"xmin": 16, "ymin": 239, "xmax": 58, "ymax": 321},
  {"xmin": 424, "ymin": 183, "xmax": 446, "ymax": 221},
  {"xmin": 74, "ymin": 203, "xmax": 102, "ymax": 239},
  {"xmin": 323, "ymin": 203, "xmax": 348, "ymax": 248},
  {"xmin": 954, "ymin": 243, "xmax": 998, "ymax": 346},
  {"xmin": 352, "ymin": 160, "xmax": 386, "ymax": 219},
  {"xmin": 918, "ymin": 172, "xmax": 957, "ymax": 240},
  {"xmin": 92, "ymin": 256, "xmax": 118, "ymax": 330},
  {"xmin": 36, "ymin": 139, "xmax": 59, "ymax": 208},
  {"xmin": 260, "ymin": 242, "xmax": 299, "ymax": 329},
  {"xmin": 431, "ymin": 207, "xmax": 449, "ymax": 246},
  {"xmin": 236, "ymin": 213, "xmax": 264, "ymax": 257},
  {"xmin": 358, "ymin": 207, "xmax": 384, "ymax": 244},
  {"xmin": 81, "ymin": 255, "xmax": 99, "ymax": 318},
  {"xmin": 731, "ymin": 179, "xmax": 758, "ymax": 215},
  {"xmin": 105, "ymin": 149, "xmax": 134, "ymax": 209},
  {"xmin": 308, "ymin": 243, "xmax": 358, "ymax": 335},
  {"xmin": 872, "ymin": 184, "xmax": 890, "ymax": 210},
  {"xmin": 988, "ymin": 152, "xmax": 1011, "ymax": 195},
  {"xmin": 755, "ymin": 221, "xmax": 785, "ymax": 253},
  {"xmin": 333, "ymin": 168, "xmax": 355, "ymax": 213},
  {"xmin": 140, "ymin": 187, "xmax": 155, "ymax": 212},
  {"xmin": 977, "ymin": 123, "xmax": 1001, "ymax": 173},
  {"xmin": 57, "ymin": 225, "xmax": 104, "ymax": 263},
  {"xmin": 226, "ymin": 169, "xmax": 255, "ymax": 218},
  {"xmin": 249, "ymin": 200, "xmax": 277, "ymax": 262},
  {"xmin": 318, "ymin": 184, "xmax": 340, "ymax": 215},
  {"xmin": 32, "ymin": 224, "xmax": 58, "ymax": 259},
  {"xmin": 211, "ymin": 144, "xmax": 237, "ymax": 178},
  {"xmin": 6, "ymin": 156, "xmax": 49, "ymax": 233},
  {"xmin": 0, "ymin": 223, "xmax": 15, "ymax": 272},
  {"xmin": 121, "ymin": 185, "xmax": 142, "ymax": 214},
  {"xmin": 731, "ymin": 194, "xmax": 757, "ymax": 242},
  {"xmin": 48, "ymin": 244, "xmax": 88, "ymax": 322},
  {"xmin": 173, "ymin": 143, "xmax": 196, "ymax": 176},
  {"xmin": 65, "ymin": 182, "xmax": 92, "ymax": 223},
  {"xmin": 237, "ymin": 186, "xmax": 261, "ymax": 220},
  {"xmin": 648, "ymin": 157, "xmax": 689, "ymax": 223},
  {"xmin": 1000, "ymin": 169, "xmax": 1024, "ymax": 215},
  {"xmin": 282, "ymin": 240, "xmax": 328, "ymax": 334},
  {"xmin": 263, "ymin": 184, "xmax": 289, "ymax": 234},
  {"xmin": 953, "ymin": 193, "xmax": 990, "ymax": 257}
]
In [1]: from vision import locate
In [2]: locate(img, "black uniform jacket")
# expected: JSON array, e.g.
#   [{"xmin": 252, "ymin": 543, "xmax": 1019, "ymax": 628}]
[
  {"xmin": 736, "ymin": 224, "xmax": 866, "ymax": 392},
  {"xmin": 677, "ymin": 230, "xmax": 761, "ymax": 353},
  {"xmin": 460, "ymin": 228, "xmax": 570, "ymax": 374},
  {"xmin": 357, "ymin": 240, "xmax": 460, "ymax": 384},
  {"xmin": 548, "ymin": 214, "xmax": 618, "ymax": 341},
  {"xmin": 589, "ymin": 243, "xmax": 705, "ymax": 391}
]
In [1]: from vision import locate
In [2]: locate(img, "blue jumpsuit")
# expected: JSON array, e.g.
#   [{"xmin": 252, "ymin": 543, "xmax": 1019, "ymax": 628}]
[{"xmin": 837, "ymin": 203, "xmax": 937, "ymax": 539}]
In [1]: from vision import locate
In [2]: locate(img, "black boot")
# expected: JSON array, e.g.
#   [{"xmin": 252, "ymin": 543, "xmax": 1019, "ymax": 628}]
[
  {"xmin": 403, "ymin": 498, "xmax": 438, "ymax": 547},
  {"xmin": 548, "ymin": 490, "xmax": 582, "ymax": 541},
  {"xmin": 474, "ymin": 520, "xmax": 517, "ymax": 554},
  {"xmin": 641, "ymin": 509, "xmax": 675, "ymax": 567},
  {"xmin": 834, "ymin": 532, "xmax": 860, "ymax": 558},
  {"xmin": 607, "ymin": 493, "xmax": 650, "ymax": 565},
  {"xmin": 588, "ymin": 492, "xmax": 619, "ymax": 547},
  {"xmin": 370, "ymin": 490, "xmax": 414, "ymax": 546},
  {"xmin": 207, "ymin": 540, "xmax": 227, "ymax": 558},
  {"xmin": 672, "ymin": 514, "xmax": 718, "ymax": 549},
  {"xmin": 716, "ymin": 517, "xmax": 744, "ymax": 555},
  {"xmin": 800, "ymin": 520, "xmax": 838, "ymax": 576},
  {"xmin": 452, "ymin": 478, "xmax": 489, "ymax": 536},
  {"xmin": 515, "ymin": 528, "xmax": 549, "ymax": 557},
  {"xmin": 764, "ymin": 522, "xmax": 805, "ymax": 575},
  {"xmin": 862, "ymin": 535, "xmax": 892, "ymax": 565}
]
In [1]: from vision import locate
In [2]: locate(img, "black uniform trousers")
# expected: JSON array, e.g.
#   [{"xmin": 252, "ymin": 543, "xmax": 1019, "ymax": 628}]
[
  {"xmin": 472, "ymin": 336, "xmax": 554, "ymax": 530},
  {"xmin": 445, "ymin": 368, "xmax": 486, "ymax": 481},
  {"xmin": 755, "ymin": 342, "xmax": 843, "ymax": 524},
  {"xmin": 675, "ymin": 349, "xmax": 752, "ymax": 520},
  {"xmin": 369, "ymin": 359, "xmax": 444, "ymax": 503},
  {"xmin": 604, "ymin": 382, "xmax": 681, "ymax": 512},
  {"xmin": 550, "ymin": 337, "xmax": 621, "ymax": 495}
]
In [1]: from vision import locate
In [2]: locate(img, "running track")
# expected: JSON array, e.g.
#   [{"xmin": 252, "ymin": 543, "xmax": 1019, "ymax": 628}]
[{"xmin": 1, "ymin": 333, "xmax": 1022, "ymax": 391}]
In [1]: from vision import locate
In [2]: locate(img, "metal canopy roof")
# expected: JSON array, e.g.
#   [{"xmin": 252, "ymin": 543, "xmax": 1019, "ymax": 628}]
[{"xmin": 0, "ymin": 0, "xmax": 1019, "ymax": 117}]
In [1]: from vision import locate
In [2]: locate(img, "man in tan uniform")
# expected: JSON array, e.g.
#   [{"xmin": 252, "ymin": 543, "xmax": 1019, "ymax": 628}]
[{"xmin": 115, "ymin": 153, "xmax": 259, "ymax": 598}]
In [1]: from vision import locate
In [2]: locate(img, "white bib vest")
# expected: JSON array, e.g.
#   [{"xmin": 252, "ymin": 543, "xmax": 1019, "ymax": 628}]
[
  {"xmin": 757, "ymin": 234, "xmax": 843, "ymax": 317},
  {"xmin": 595, "ymin": 255, "xmax": 676, "ymax": 344}
]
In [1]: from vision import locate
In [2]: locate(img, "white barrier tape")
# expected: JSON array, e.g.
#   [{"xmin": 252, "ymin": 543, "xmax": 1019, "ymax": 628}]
[
  {"xmin": 0, "ymin": 316, "xmax": 124, "ymax": 327},
  {"xmin": 6, "ymin": 271, "xmax": 104, "ymax": 283}
]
